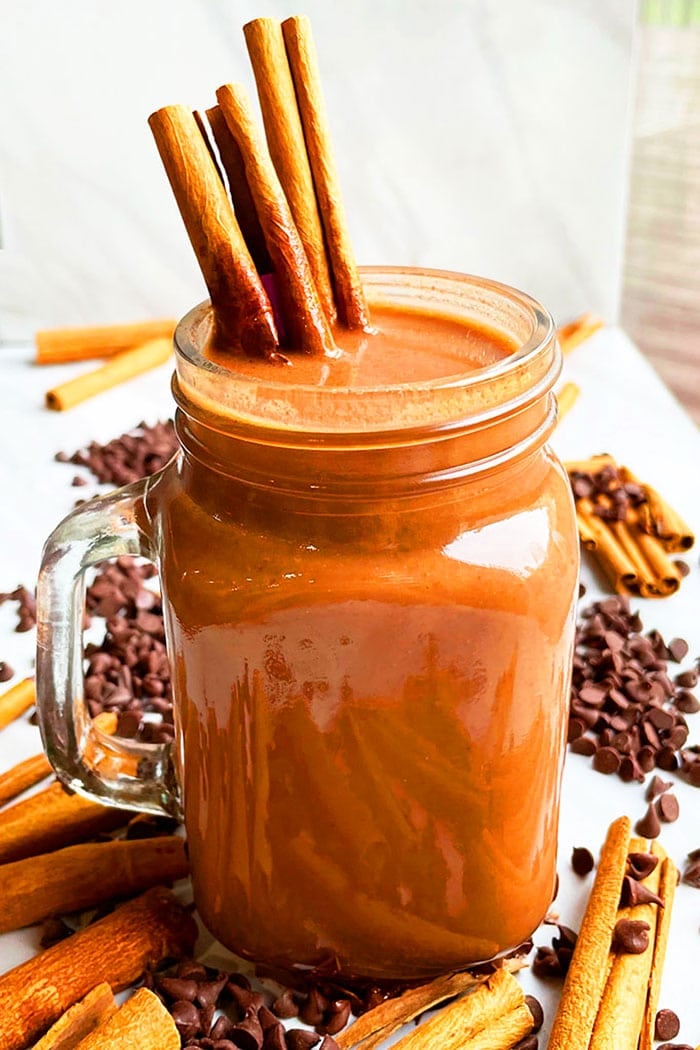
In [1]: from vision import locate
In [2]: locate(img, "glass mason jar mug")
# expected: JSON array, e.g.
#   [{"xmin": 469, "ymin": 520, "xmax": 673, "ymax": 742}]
[{"xmin": 37, "ymin": 269, "xmax": 578, "ymax": 982}]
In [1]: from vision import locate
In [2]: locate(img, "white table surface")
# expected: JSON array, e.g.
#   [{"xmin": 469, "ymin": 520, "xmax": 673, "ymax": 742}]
[{"xmin": 0, "ymin": 326, "xmax": 699, "ymax": 1046}]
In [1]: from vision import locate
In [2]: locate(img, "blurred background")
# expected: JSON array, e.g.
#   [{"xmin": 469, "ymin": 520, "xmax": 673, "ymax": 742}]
[{"xmin": 0, "ymin": 0, "xmax": 697, "ymax": 418}]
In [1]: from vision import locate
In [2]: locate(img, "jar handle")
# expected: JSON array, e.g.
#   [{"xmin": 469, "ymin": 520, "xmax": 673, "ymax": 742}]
[{"xmin": 36, "ymin": 479, "xmax": 181, "ymax": 819}]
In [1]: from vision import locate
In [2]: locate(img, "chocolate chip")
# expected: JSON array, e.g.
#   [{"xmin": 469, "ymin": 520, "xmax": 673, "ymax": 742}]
[
  {"xmin": 211, "ymin": 1016, "xmax": 237, "ymax": 1040},
  {"xmin": 635, "ymin": 804, "xmax": 661, "ymax": 839},
  {"xmin": 229, "ymin": 1007, "xmax": 264, "ymax": 1050},
  {"xmin": 525, "ymin": 995, "xmax": 544, "ymax": 1033},
  {"xmin": 512, "ymin": 1039, "xmax": 538, "ymax": 1050},
  {"xmin": 571, "ymin": 846, "xmax": 595, "ymax": 877},
  {"xmin": 655, "ymin": 1010, "xmax": 681, "ymax": 1041},
  {"xmin": 197, "ymin": 976, "xmax": 228, "ymax": 1009},
  {"xmin": 646, "ymin": 774, "xmax": 673, "ymax": 801},
  {"xmin": 319, "ymin": 1000, "xmax": 351, "ymax": 1036},
  {"xmin": 627, "ymin": 851, "xmax": 659, "ymax": 880},
  {"xmin": 620, "ymin": 875, "xmax": 664, "ymax": 908},
  {"xmin": 286, "ymin": 1032, "xmax": 320, "ymax": 1050},
  {"xmin": 0, "ymin": 661, "xmax": 14, "ymax": 682},
  {"xmin": 676, "ymin": 669, "xmax": 698, "ymax": 688},
  {"xmin": 656, "ymin": 1045, "xmax": 693, "ymax": 1050},
  {"xmin": 673, "ymin": 559, "xmax": 690, "ymax": 577},
  {"xmin": 675, "ymin": 690, "xmax": 700, "ymax": 713},
  {"xmin": 592, "ymin": 747, "xmax": 621, "ymax": 774},
  {"xmin": 263, "ymin": 1025, "xmax": 288, "ymax": 1050},
  {"xmin": 271, "ymin": 990, "xmax": 299, "ymax": 1019},
  {"xmin": 682, "ymin": 856, "xmax": 700, "ymax": 887},
  {"xmin": 156, "ymin": 976, "xmax": 199, "ymax": 1002},
  {"xmin": 657, "ymin": 793, "xmax": 680, "ymax": 823},
  {"xmin": 570, "ymin": 736, "xmax": 597, "ymax": 756},
  {"xmin": 299, "ymin": 989, "xmax": 328, "ymax": 1027},
  {"xmin": 613, "ymin": 918, "xmax": 650, "ymax": 954},
  {"xmin": 668, "ymin": 638, "xmax": 689, "ymax": 663},
  {"xmin": 170, "ymin": 999, "xmax": 202, "ymax": 1041}
]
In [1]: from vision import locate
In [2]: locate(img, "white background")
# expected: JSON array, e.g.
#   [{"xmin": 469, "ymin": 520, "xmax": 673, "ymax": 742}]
[{"xmin": 0, "ymin": 0, "xmax": 635, "ymax": 339}]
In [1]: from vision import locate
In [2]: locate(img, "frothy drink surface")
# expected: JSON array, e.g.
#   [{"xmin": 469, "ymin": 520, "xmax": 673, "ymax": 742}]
[
  {"xmin": 208, "ymin": 303, "xmax": 516, "ymax": 387},
  {"xmin": 159, "ymin": 299, "xmax": 576, "ymax": 979}
]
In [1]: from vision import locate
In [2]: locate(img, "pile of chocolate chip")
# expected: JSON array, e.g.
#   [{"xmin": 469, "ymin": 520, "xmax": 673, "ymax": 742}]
[
  {"xmin": 145, "ymin": 962, "xmax": 360, "ymax": 1049},
  {"xmin": 569, "ymin": 596, "xmax": 699, "ymax": 788},
  {"xmin": 83, "ymin": 558, "xmax": 173, "ymax": 742},
  {"xmin": 56, "ymin": 419, "xmax": 177, "ymax": 487},
  {"xmin": 532, "ymin": 924, "xmax": 578, "ymax": 979}
]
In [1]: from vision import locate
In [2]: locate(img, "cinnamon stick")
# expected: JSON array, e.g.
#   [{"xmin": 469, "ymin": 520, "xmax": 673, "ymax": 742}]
[
  {"xmin": 282, "ymin": 15, "xmax": 369, "ymax": 329},
  {"xmin": 0, "ymin": 887, "xmax": 197, "ymax": 1050},
  {"xmin": 589, "ymin": 835, "xmax": 661, "ymax": 1049},
  {"xmin": 557, "ymin": 312, "xmax": 605, "ymax": 355},
  {"xmin": 35, "ymin": 320, "xmax": 176, "ymax": 365},
  {"xmin": 243, "ymin": 16, "xmax": 336, "ymax": 323},
  {"xmin": 73, "ymin": 988, "xmax": 180, "ymax": 1050},
  {"xmin": 33, "ymin": 983, "xmax": 117, "ymax": 1050},
  {"xmin": 555, "ymin": 381, "xmax": 580, "ymax": 422},
  {"xmin": 389, "ymin": 969, "xmax": 532, "ymax": 1050},
  {"xmin": 45, "ymin": 337, "xmax": 172, "ymax": 411},
  {"xmin": 640, "ymin": 848, "xmax": 677, "ymax": 1050},
  {"xmin": 216, "ymin": 82, "xmax": 335, "ymax": 356},
  {"xmin": 0, "ymin": 780, "xmax": 129, "ymax": 864},
  {"xmin": 335, "ymin": 971, "xmax": 483, "ymax": 1049},
  {"xmin": 0, "ymin": 677, "xmax": 35, "ymax": 730},
  {"xmin": 0, "ymin": 752, "xmax": 52, "ymax": 807},
  {"xmin": 205, "ymin": 104, "xmax": 271, "ymax": 276},
  {"xmin": 548, "ymin": 815, "xmax": 632, "ymax": 1050},
  {"xmin": 148, "ymin": 104, "xmax": 278, "ymax": 358},
  {"xmin": 0, "ymin": 835, "xmax": 189, "ymax": 934}
]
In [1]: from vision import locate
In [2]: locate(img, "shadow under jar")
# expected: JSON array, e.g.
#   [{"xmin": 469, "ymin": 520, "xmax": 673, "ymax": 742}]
[{"xmin": 37, "ymin": 268, "xmax": 578, "ymax": 982}]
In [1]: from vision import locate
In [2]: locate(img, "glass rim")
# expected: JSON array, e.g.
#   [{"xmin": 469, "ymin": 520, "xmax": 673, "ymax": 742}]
[{"xmin": 173, "ymin": 267, "xmax": 558, "ymax": 438}]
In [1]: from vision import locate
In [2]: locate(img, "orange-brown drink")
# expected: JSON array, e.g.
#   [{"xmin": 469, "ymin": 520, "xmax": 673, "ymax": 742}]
[{"xmin": 38, "ymin": 267, "xmax": 578, "ymax": 981}]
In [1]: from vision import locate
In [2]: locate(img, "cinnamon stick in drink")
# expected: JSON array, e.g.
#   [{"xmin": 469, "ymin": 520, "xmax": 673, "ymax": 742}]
[
  {"xmin": 282, "ymin": 15, "xmax": 370, "ymax": 329},
  {"xmin": 0, "ymin": 780, "xmax": 129, "ymax": 864},
  {"xmin": 35, "ymin": 319, "xmax": 177, "ymax": 365},
  {"xmin": 148, "ymin": 104, "xmax": 279, "ymax": 358},
  {"xmin": 0, "ymin": 887, "xmax": 197, "ymax": 1050},
  {"xmin": 244, "ymin": 16, "xmax": 336, "ymax": 323},
  {"xmin": 205, "ymin": 104, "xmax": 271, "ymax": 276},
  {"xmin": 0, "ymin": 752, "xmax": 52, "ymax": 807},
  {"xmin": 0, "ymin": 836, "xmax": 189, "ymax": 933},
  {"xmin": 216, "ymin": 83, "xmax": 335, "ymax": 356}
]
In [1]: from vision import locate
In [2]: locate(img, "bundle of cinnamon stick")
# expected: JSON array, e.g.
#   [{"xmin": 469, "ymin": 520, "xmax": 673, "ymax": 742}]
[
  {"xmin": 149, "ymin": 15, "xmax": 369, "ymax": 361},
  {"xmin": 567, "ymin": 454, "xmax": 694, "ymax": 596}
]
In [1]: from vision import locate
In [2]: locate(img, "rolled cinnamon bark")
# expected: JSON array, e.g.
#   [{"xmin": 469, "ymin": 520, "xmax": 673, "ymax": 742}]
[
  {"xmin": 73, "ymin": 988, "xmax": 180, "ymax": 1050},
  {"xmin": 205, "ymin": 104, "xmax": 271, "ymax": 276},
  {"xmin": 0, "ymin": 780, "xmax": 129, "ymax": 864},
  {"xmin": 0, "ymin": 677, "xmax": 35, "ymax": 730},
  {"xmin": 35, "ymin": 320, "xmax": 176, "ymax": 365},
  {"xmin": 0, "ymin": 752, "xmax": 52, "ymax": 807},
  {"xmin": 33, "ymin": 983, "xmax": 117, "ymax": 1050},
  {"xmin": 243, "ymin": 16, "xmax": 336, "ymax": 323},
  {"xmin": 282, "ymin": 15, "xmax": 369, "ymax": 330},
  {"xmin": 216, "ymin": 82, "xmax": 335, "ymax": 356},
  {"xmin": 45, "ymin": 338, "xmax": 173, "ymax": 411},
  {"xmin": 0, "ymin": 887, "xmax": 197, "ymax": 1050},
  {"xmin": 0, "ymin": 836, "xmax": 189, "ymax": 933},
  {"xmin": 148, "ymin": 104, "xmax": 278, "ymax": 358}
]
